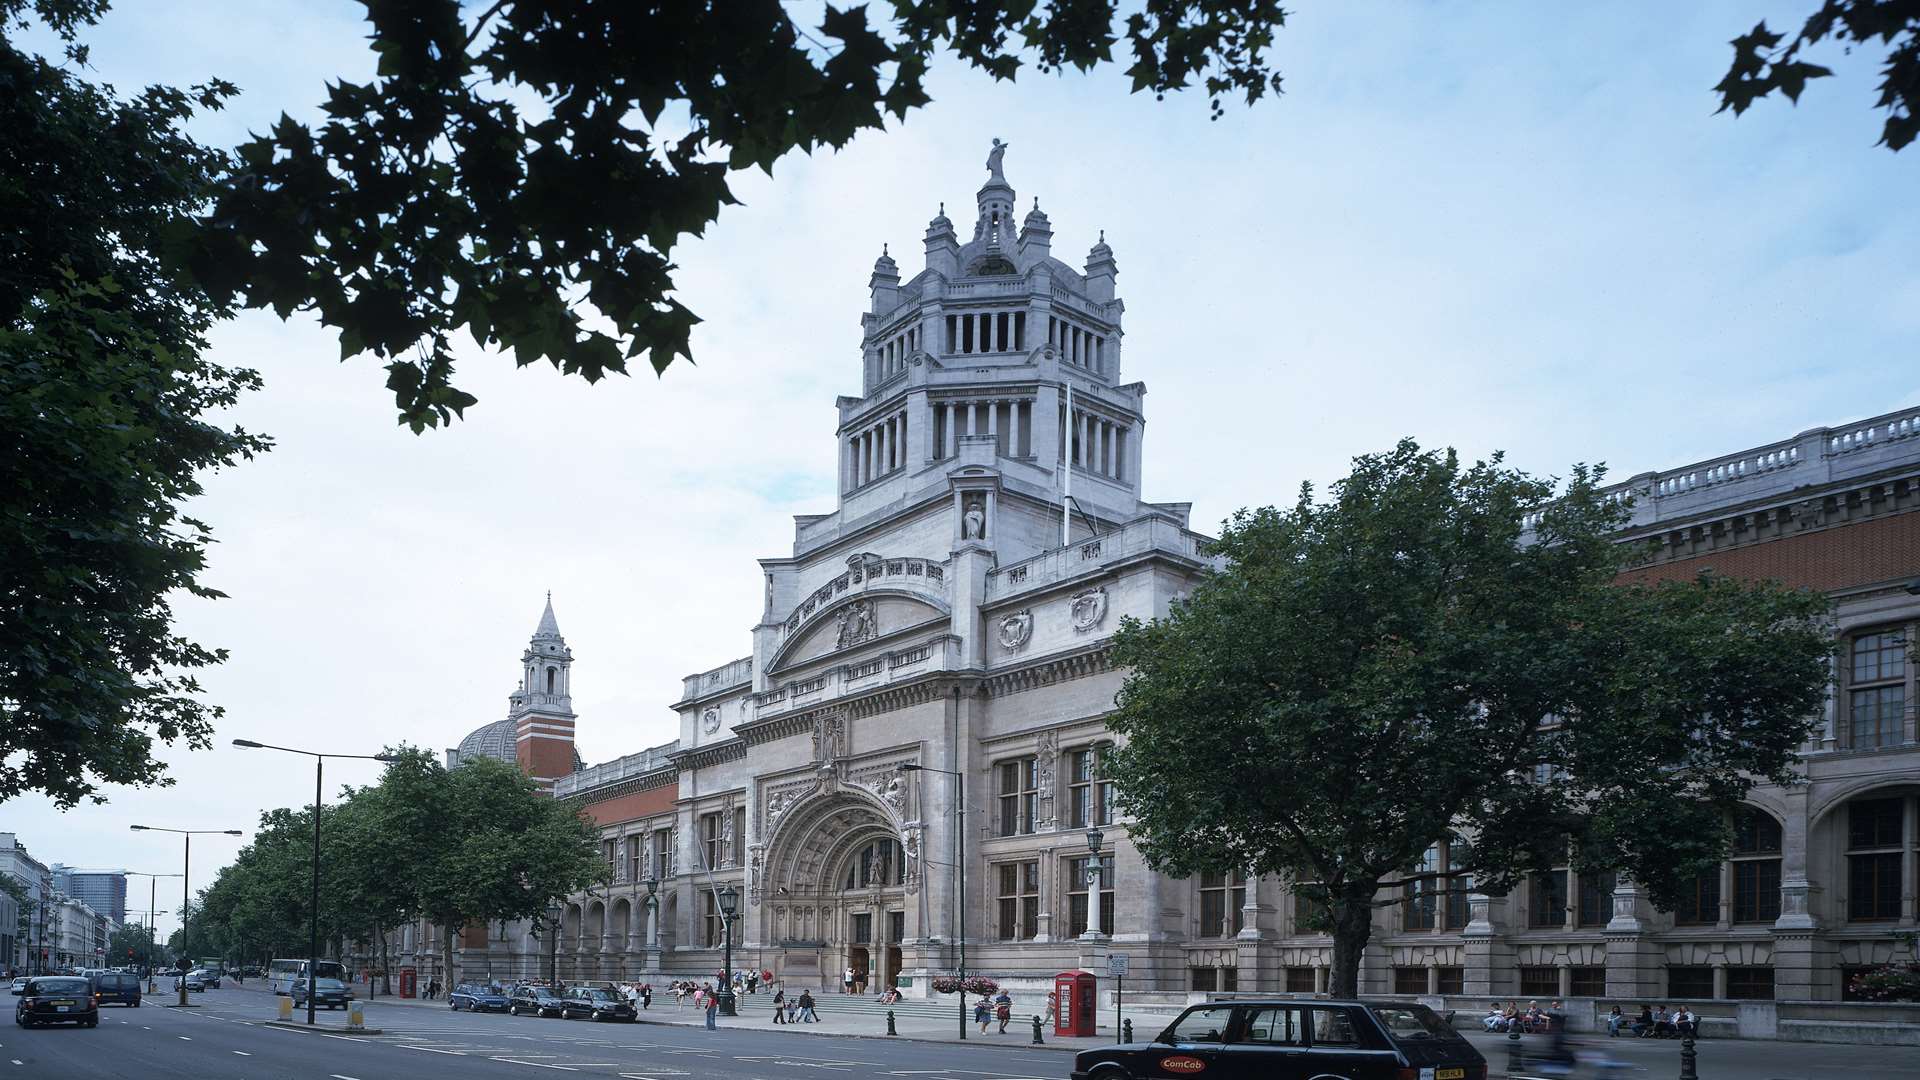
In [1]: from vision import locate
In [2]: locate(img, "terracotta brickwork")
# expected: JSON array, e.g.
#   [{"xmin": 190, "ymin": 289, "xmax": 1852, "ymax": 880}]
[
  {"xmin": 1617, "ymin": 511, "xmax": 1920, "ymax": 591},
  {"xmin": 581, "ymin": 782, "xmax": 675, "ymax": 828}
]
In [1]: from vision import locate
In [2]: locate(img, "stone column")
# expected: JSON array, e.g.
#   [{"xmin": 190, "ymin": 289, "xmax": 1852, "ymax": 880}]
[
  {"xmin": 1463, "ymin": 891, "xmax": 1515, "ymax": 998},
  {"xmin": 945, "ymin": 403, "xmax": 958, "ymax": 458},
  {"xmin": 1772, "ymin": 787, "xmax": 1829, "ymax": 999},
  {"xmin": 1032, "ymin": 385, "xmax": 1061, "ymax": 475},
  {"xmin": 1604, "ymin": 877, "xmax": 1662, "ymax": 1000}
]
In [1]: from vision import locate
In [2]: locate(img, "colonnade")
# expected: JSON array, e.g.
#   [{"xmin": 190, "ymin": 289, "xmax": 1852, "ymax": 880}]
[
  {"xmin": 934, "ymin": 397, "xmax": 1033, "ymax": 460},
  {"xmin": 1066, "ymin": 406, "xmax": 1127, "ymax": 481},
  {"xmin": 845, "ymin": 410, "xmax": 907, "ymax": 491},
  {"xmin": 945, "ymin": 309, "xmax": 1025, "ymax": 355}
]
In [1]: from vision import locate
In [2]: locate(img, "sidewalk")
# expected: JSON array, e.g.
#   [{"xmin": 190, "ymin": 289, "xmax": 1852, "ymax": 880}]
[{"xmin": 222, "ymin": 977, "xmax": 1153, "ymax": 1050}]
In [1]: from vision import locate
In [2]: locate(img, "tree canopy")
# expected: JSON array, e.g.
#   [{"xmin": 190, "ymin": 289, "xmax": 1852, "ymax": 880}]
[
  {"xmin": 1105, "ymin": 441, "xmax": 1834, "ymax": 998},
  {"xmin": 1717, "ymin": 0, "xmax": 1920, "ymax": 150}
]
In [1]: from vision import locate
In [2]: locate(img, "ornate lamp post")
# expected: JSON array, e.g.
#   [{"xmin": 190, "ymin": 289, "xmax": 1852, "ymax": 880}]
[
  {"xmin": 232, "ymin": 739, "xmax": 398, "ymax": 1024},
  {"xmin": 717, "ymin": 884, "xmax": 739, "ymax": 1016},
  {"xmin": 1084, "ymin": 826, "xmax": 1106, "ymax": 937},
  {"xmin": 545, "ymin": 904, "xmax": 562, "ymax": 984}
]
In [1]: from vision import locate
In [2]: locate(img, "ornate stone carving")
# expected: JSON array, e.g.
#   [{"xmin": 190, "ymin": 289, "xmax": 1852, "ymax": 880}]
[
  {"xmin": 701, "ymin": 706, "xmax": 722, "ymax": 734},
  {"xmin": 1070, "ymin": 587, "xmax": 1108, "ymax": 632},
  {"xmin": 812, "ymin": 710, "xmax": 847, "ymax": 763},
  {"xmin": 867, "ymin": 770, "xmax": 907, "ymax": 816},
  {"xmin": 721, "ymin": 803, "xmax": 737, "ymax": 866},
  {"xmin": 748, "ymin": 844, "xmax": 765, "ymax": 905},
  {"xmin": 962, "ymin": 499, "xmax": 986, "ymax": 539},
  {"xmin": 901, "ymin": 823, "xmax": 923, "ymax": 894},
  {"xmin": 1035, "ymin": 730, "xmax": 1059, "ymax": 830},
  {"xmin": 614, "ymin": 837, "xmax": 627, "ymax": 883},
  {"xmin": 767, "ymin": 789, "xmax": 801, "ymax": 832},
  {"xmin": 835, "ymin": 599, "xmax": 876, "ymax": 648},
  {"xmin": 998, "ymin": 610, "xmax": 1033, "ymax": 651}
]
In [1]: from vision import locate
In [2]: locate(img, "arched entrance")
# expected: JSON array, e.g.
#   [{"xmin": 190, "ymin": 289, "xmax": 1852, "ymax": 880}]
[{"xmin": 761, "ymin": 788, "xmax": 915, "ymax": 993}]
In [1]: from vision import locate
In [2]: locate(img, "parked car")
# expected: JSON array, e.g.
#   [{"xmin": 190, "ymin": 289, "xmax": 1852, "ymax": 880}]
[
  {"xmin": 291, "ymin": 977, "xmax": 354, "ymax": 1010},
  {"xmin": 88, "ymin": 971, "xmax": 140, "ymax": 1007},
  {"xmin": 507, "ymin": 984, "xmax": 568, "ymax": 1018},
  {"xmin": 1071, "ymin": 999, "xmax": 1486, "ymax": 1080},
  {"xmin": 449, "ymin": 983, "xmax": 511, "ymax": 1012},
  {"xmin": 14, "ymin": 976, "xmax": 100, "ymax": 1029},
  {"xmin": 561, "ymin": 986, "xmax": 636, "ymax": 1022}
]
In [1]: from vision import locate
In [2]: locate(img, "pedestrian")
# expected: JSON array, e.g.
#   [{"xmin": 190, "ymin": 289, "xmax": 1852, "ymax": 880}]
[
  {"xmin": 704, "ymin": 982, "xmax": 719, "ymax": 1030},
  {"xmin": 995, "ymin": 990, "xmax": 1013, "ymax": 1034},
  {"xmin": 746, "ymin": 971, "xmax": 758, "ymax": 995},
  {"xmin": 798, "ymin": 989, "xmax": 818, "ymax": 1022},
  {"xmin": 1606, "ymin": 1005, "xmax": 1626, "ymax": 1037},
  {"xmin": 771, "ymin": 987, "xmax": 787, "ymax": 1024},
  {"xmin": 975, "ymin": 995, "xmax": 991, "ymax": 1033},
  {"xmin": 1045, "ymin": 990, "xmax": 1058, "ymax": 1025},
  {"xmin": 844, "ymin": 965, "xmax": 855, "ymax": 994},
  {"xmin": 427, "ymin": 977, "xmax": 440, "ymax": 1000},
  {"xmin": 641, "ymin": 983, "xmax": 652, "ymax": 1010}
]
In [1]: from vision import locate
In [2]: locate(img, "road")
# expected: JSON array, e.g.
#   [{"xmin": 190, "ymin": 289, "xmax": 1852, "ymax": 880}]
[{"xmin": 2, "ymin": 990, "xmax": 1074, "ymax": 1080}]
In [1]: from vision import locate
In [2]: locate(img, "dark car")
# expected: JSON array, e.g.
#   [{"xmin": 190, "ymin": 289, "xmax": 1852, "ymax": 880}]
[
  {"xmin": 508, "ymin": 984, "xmax": 568, "ymax": 1018},
  {"xmin": 14, "ymin": 976, "xmax": 100, "ymax": 1029},
  {"xmin": 1072, "ymin": 999, "xmax": 1486, "ymax": 1080},
  {"xmin": 291, "ymin": 977, "xmax": 354, "ymax": 1010},
  {"xmin": 88, "ymin": 972, "xmax": 141, "ymax": 1008},
  {"xmin": 561, "ymin": 986, "xmax": 636, "ymax": 1022},
  {"xmin": 450, "ymin": 983, "xmax": 511, "ymax": 1012}
]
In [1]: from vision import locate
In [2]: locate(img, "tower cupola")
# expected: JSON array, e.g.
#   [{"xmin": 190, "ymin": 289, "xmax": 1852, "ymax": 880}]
[
  {"xmin": 868, "ymin": 244, "xmax": 900, "ymax": 313},
  {"xmin": 1019, "ymin": 197, "xmax": 1052, "ymax": 261},
  {"xmin": 512, "ymin": 593, "xmax": 578, "ymax": 790},
  {"xmin": 1086, "ymin": 230, "xmax": 1118, "ymax": 302}
]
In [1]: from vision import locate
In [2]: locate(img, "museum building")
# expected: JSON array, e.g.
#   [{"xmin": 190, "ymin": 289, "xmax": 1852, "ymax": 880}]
[{"xmin": 418, "ymin": 149, "xmax": 1920, "ymax": 1026}]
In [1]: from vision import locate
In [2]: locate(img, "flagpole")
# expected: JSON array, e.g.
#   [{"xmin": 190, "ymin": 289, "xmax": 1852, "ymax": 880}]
[{"xmin": 1062, "ymin": 380, "xmax": 1072, "ymax": 546}]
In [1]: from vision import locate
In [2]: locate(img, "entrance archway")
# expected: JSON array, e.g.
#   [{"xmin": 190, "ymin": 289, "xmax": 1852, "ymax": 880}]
[{"xmin": 761, "ymin": 789, "xmax": 913, "ymax": 993}]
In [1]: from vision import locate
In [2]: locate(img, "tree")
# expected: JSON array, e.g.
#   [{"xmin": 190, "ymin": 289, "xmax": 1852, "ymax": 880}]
[
  {"xmin": 0, "ymin": 0, "xmax": 268, "ymax": 808},
  {"xmin": 1716, "ymin": 1, "xmax": 1920, "ymax": 150},
  {"xmin": 1104, "ymin": 440, "xmax": 1834, "ymax": 999},
  {"xmin": 182, "ymin": 0, "xmax": 1292, "ymax": 429},
  {"xmin": 107, "ymin": 922, "xmax": 154, "ymax": 968}
]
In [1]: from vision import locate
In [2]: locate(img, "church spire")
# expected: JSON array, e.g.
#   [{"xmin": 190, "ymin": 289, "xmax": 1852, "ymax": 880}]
[
  {"xmin": 534, "ymin": 591, "xmax": 562, "ymax": 641},
  {"xmin": 513, "ymin": 593, "xmax": 577, "ymax": 790}
]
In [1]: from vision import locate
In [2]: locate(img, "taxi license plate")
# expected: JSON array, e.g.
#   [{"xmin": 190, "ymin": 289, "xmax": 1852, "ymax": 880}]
[
  {"xmin": 55, "ymin": 1005, "xmax": 71, "ymax": 1012},
  {"xmin": 1436, "ymin": 1068, "xmax": 1465, "ymax": 1079}
]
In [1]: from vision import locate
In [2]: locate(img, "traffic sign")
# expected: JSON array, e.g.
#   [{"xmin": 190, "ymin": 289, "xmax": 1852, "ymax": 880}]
[{"xmin": 1108, "ymin": 953, "xmax": 1130, "ymax": 977}]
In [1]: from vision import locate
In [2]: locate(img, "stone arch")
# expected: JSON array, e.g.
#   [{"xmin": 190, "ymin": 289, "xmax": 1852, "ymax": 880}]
[
  {"xmin": 1808, "ymin": 776, "xmax": 1920, "ymax": 831},
  {"xmin": 763, "ymin": 786, "xmax": 905, "ymax": 891},
  {"xmin": 771, "ymin": 586, "xmax": 950, "ymax": 671}
]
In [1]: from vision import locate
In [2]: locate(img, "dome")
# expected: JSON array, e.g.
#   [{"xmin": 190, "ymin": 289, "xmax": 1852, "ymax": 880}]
[{"xmin": 450, "ymin": 718, "xmax": 583, "ymax": 771}]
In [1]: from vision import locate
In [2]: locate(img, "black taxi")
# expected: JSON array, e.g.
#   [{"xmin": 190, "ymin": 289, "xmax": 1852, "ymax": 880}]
[{"xmin": 1072, "ymin": 999, "xmax": 1486, "ymax": 1080}]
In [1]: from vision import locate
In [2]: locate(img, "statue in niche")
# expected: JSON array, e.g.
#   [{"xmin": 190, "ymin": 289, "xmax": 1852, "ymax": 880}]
[
  {"xmin": 986, "ymin": 138, "xmax": 1009, "ymax": 183},
  {"xmin": 962, "ymin": 499, "xmax": 986, "ymax": 540}
]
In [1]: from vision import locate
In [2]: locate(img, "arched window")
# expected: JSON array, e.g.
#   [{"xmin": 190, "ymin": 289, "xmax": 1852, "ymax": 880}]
[
  {"xmin": 843, "ymin": 839, "xmax": 904, "ymax": 889},
  {"xmin": 546, "ymin": 667, "xmax": 556, "ymax": 693},
  {"xmin": 1731, "ymin": 806, "xmax": 1783, "ymax": 924}
]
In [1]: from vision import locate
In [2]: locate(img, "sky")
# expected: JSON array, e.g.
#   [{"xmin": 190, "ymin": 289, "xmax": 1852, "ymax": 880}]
[{"xmin": 6, "ymin": 2, "xmax": 1917, "ymax": 938}]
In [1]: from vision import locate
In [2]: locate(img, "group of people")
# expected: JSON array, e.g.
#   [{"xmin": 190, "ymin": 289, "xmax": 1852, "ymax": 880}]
[
  {"xmin": 1482, "ymin": 1000, "xmax": 1562, "ymax": 1033},
  {"xmin": 972, "ymin": 990, "xmax": 1018, "ymax": 1034},
  {"xmin": 1607, "ymin": 1004, "xmax": 1700, "ymax": 1038},
  {"xmin": 767, "ymin": 987, "xmax": 821, "ymax": 1024}
]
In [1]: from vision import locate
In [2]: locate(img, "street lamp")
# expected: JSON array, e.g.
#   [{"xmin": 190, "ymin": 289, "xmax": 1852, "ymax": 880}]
[
  {"xmin": 69, "ymin": 868, "xmax": 180, "ymax": 987},
  {"xmin": 716, "ymin": 884, "xmax": 739, "ymax": 1016},
  {"xmin": 128, "ymin": 826, "xmax": 243, "ymax": 1005},
  {"xmin": 545, "ymin": 904, "xmax": 562, "ymax": 984},
  {"xmin": 1084, "ymin": 827, "xmax": 1106, "ymax": 937},
  {"xmin": 900, "ymin": 762, "xmax": 968, "ymax": 1040},
  {"xmin": 232, "ymin": 738, "xmax": 399, "ymax": 1024}
]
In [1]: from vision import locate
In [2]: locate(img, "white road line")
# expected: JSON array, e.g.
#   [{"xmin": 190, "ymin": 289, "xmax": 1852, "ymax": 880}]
[
  {"xmin": 492, "ymin": 1059, "xmax": 578, "ymax": 1071},
  {"xmin": 232, "ymin": 1050, "xmax": 251, "ymax": 1056},
  {"xmin": 177, "ymin": 1036, "xmax": 192, "ymax": 1041},
  {"xmin": 400, "ymin": 1044, "xmax": 467, "ymax": 1055},
  {"xmin": 330, "ymin": 1075, "xmax": 364, "ymax": 1080}
]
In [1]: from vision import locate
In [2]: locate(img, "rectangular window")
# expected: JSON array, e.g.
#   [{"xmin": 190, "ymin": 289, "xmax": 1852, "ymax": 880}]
[
  {"xmin": 1668, "ymin": 966, "xmax": 1714, "ymax": 999},
  {"xmin": 1577, "ymin": 871, "xmax": 1617, "ymax": 928},
  {"xmin": 1393, "ymin": 967, "xmax": 1427, "ymax": 995},
  {"xmin": 1067, "ymin": 856, "xmax": 1116, "ymax": 937},
  {"xmin": 1198, "ymin": 872, "xmax": 1245, "ymax": 938},
  {"xmin": 1848, "ymin": 631, "xmax": 1908, "ymax": 749},
  {"xmin": 1726, "ymin": 966, "xmax": 1774, "ymax": 1000},
  {"xmin": 1848, "ymin": 852, "xmax": 1903, "ymax": 921},
  {"xmin": 1732, "ymin": 859, "xmax": 1781, "ymax": 923},
  {"xmin": 1285, "ymin": 967, "xmax": 1316, "ymax": 993},
  {"xmin": 651, "ymin": 829, "xmax": 671, "ymax": 880},
  {"xmin": 1519, "ymin": 966, "xmax": 1559, "ymax": 997},
  {"xmin": 1069, "ymin": 745, "xmax": 1116, "ymax": 827},
  {"xmin": 996, "ymin": 757, "xmax": 1038, "ymax": 837},
  {"xmin": 701, "ymin": 890, "xmax": 723, "ymax": 948},
  {"xmin": 1530, "ymin": 871, "xmax": 1568, "ymax": 928},
  {"xmin": 731, "ymin": 807, "xmax": 747, "ymax": 868},
  {"xmin": 1404, "ymin": 878, "xmax": 1437, "ymax": 931},
  {"xmin": 1435, "ymin": 966, "xmax": 1464, "ymax": 995},
  {"xmin": 628, "ymin": 838, "xmax": 643, "ymax": 883},
  {"xmin": 1674, "ymin": 869, "xmax": 1720, "ymax": 925},
  {"xmin": 1849, "ymin": 797, "xmax": 1904, "ymax": 848},
  {"xmin": 850, "ymin": 913, "xmax": 871, "ymax": 944},
  {"xmin": 701, "ymin": 812, "xmax": 722, "ymax": 870},
  {"xmin": 888, "ymin": 910, "xmax": 905, "ymax": 944},
  {"xmin": 1571, "ymin": 966, "xmax": 1607, "ymax": 997},
  {"xmin": 1190, "ymin": 967, "xmax": 1216, "ymax": 992},
  {"xmin": 996, "ymin": 861, "xmax": 1039, "ymax": 941}
]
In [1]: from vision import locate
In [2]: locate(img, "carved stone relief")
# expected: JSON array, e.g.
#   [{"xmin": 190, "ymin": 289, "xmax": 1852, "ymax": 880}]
[
  {"xmin": 1070, "ymin": 587, "xmax": 1108, "ymax": 632},
  {"xmin": 811, "ymin": 710, "xmax": 847, "ymax": 763},
  {"xmin": 998, "ymin": 610, "xmax": 1033, "ymax": 650},
  {"xmin": 748, "ymin": 843, "xmax": 765, "ymax": 905},
  {"xmin": 701, "ymin": 706, "xmax": 722, "ymax": 734},
  {"xmin": 835, "ymin": 599, "xmax": 877, "ymax": 648},
  {"xmin": 1035, "ymin": 730, "xmax": 1059, "ymax": 831}
]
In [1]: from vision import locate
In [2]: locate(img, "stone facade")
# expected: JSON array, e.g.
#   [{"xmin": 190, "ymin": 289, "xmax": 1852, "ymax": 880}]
[{"xmin": 410, "ymin": 149, "xmax": 1920, "ymax": 1027}]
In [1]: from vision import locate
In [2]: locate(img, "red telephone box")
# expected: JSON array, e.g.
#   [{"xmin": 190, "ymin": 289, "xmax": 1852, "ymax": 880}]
[
  {"xmin": 398, "ymin": 968, "xmax": 417, "ymax": 999},
  {"xmin": 1054, "ymin": 970, "xmax": 1096, "ymax": 1037}
]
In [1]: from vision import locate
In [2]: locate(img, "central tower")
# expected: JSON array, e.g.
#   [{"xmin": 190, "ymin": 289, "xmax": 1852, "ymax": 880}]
[{"xmin": 837, "ymin": 141, "xmax": 1144, "ymax": 531}]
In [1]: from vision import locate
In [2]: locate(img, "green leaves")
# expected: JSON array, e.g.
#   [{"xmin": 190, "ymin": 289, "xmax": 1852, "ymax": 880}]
[
  {"xmin": 1106, "ymin": 439, "xmax": 1833, "ymax": 996},
  {"xmin": 1715, "ymin": 2, "xmax": 1915, "ymax": 150},
  {"xmin": 183, "ymin": 1, "xmax": 1292, "ymax": 427}
]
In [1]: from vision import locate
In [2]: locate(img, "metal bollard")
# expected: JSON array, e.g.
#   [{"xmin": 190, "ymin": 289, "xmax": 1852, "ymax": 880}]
[
  {"xmin": 1507, "ymin": 1028, "xmax": 1523, "ymax": 1077},
  {"xmin": 1679, "ymin": 1035, "xmax": 1698, "ymax": 1080},
  {"xmin": 1031, "ymin": 1015, "xmax": 1044, "ymax": 1044},
  {"xmin": 1122, "ymin": 1018, "xmax": 1133, "ymax": 1043},
  {"xmin": 886, "ymin": 1009, "xmax": 897, "ymax": 1036}
]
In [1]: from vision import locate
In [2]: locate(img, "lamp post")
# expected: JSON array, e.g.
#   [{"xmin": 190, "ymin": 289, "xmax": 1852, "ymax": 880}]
[
  {"xmin": 644, "ymin": 873, "xmax": 660, "ymax": 963},
  {"xmin": 128, "ymin": 826, "xmax": 243, "ymax": 1005},
  {"xmin": 68, "ymin": 868, "xmax": 179, "ymax": 988},
  {"xmin": 232, "ymin": 739, "xmax": 399, "ymax": 1024},
  {"xmin": 716, "ymin": 884, "xmax": 739, "ymax": 1016},
  {"xmin": 900, "ymin": 762, "xmax": 967, "ymax": 1040},
  {"xmin": 1084, "ymin": 826, "xmax": 1106, "ymax": 938}
]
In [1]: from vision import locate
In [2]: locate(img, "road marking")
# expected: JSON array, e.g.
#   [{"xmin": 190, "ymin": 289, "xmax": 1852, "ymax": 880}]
[
  {"xmin": 330, "ymin": 1075, "xmax": 364, "ymax": 1080},
  {"xmin": 177, "ymin": 1036, "xmax": 192, "ymax": 1041},
  {"xmin": 492, "ymin": 1059, "xmax": 578, "ymax": 1071},
  {"xmin": 401, "ymin": 1044, "xmax": 467, "ymax": 1055},
  {"xmin": 232, "ymin": 1050, "xmax": 252, "ymax": 1056}
]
